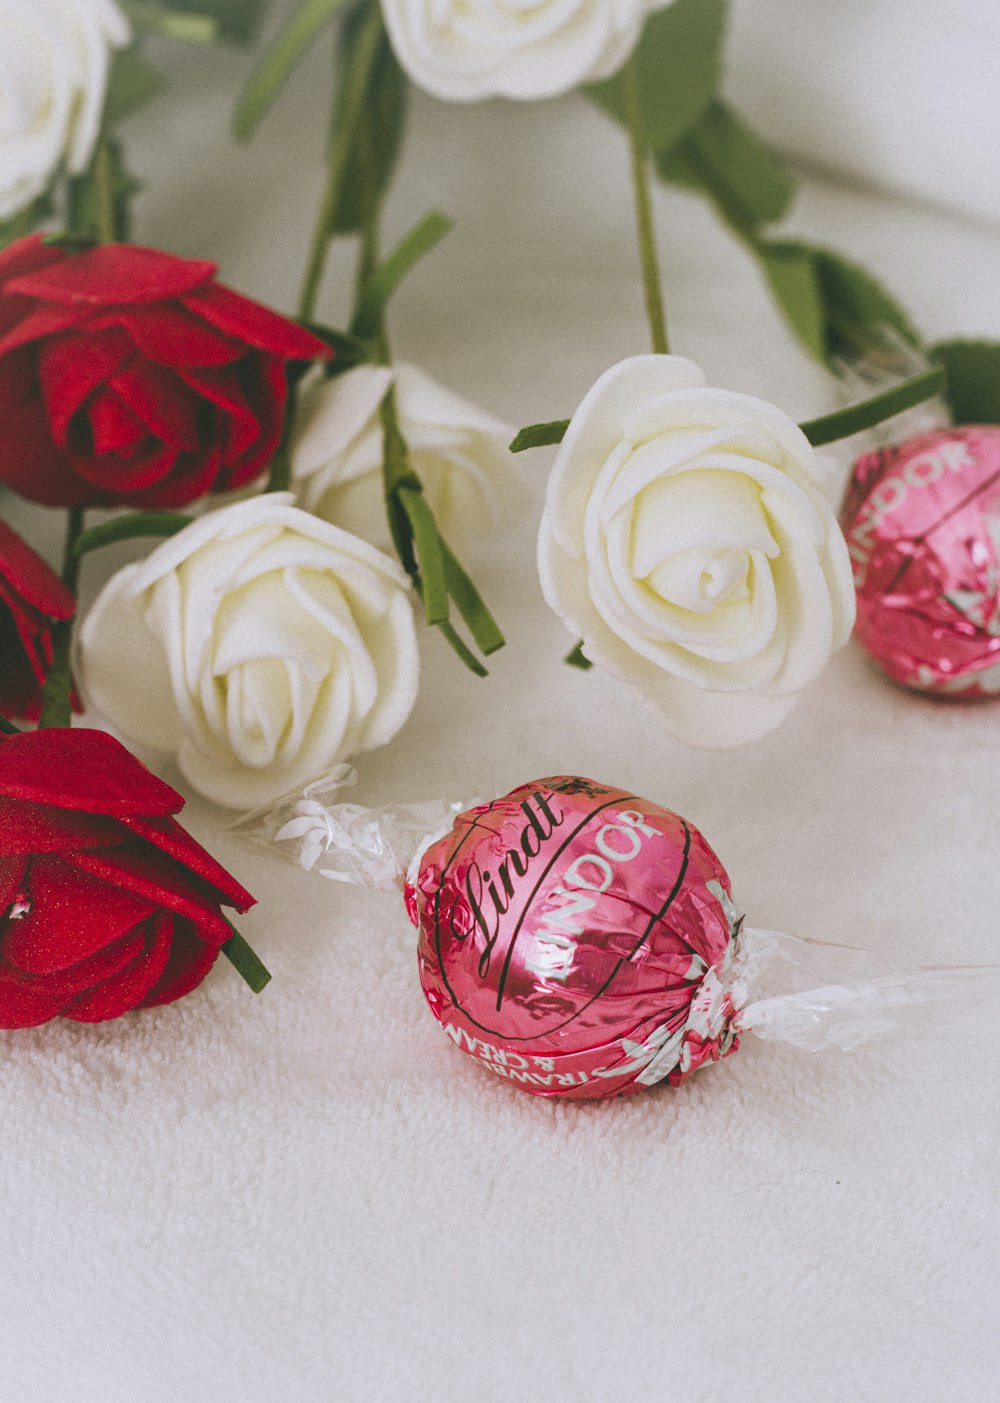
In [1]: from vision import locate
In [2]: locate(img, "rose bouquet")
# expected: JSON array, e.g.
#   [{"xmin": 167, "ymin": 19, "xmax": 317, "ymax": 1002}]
[{"xmin": 1, "ymin": 0, "xmax": 998, "ymax": 1036}]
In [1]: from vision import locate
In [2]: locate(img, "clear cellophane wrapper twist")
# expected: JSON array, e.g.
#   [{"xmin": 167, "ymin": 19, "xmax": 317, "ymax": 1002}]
[{"xmin": 234, "ymin": 772, "xmax": 996, "ymax": 1099}]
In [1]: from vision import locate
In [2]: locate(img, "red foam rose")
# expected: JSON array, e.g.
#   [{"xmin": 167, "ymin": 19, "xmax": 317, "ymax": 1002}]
[
  {"xmin": 0, "ymin": 236, "xmax": 329, "ymax": 509},
  {"xmin": 0, "ymin": 727, "xmax": 255, "ymax": 1027},
  {"xmin": 0, "ymin": 519, "xmax": 76, "ymax": 720}
]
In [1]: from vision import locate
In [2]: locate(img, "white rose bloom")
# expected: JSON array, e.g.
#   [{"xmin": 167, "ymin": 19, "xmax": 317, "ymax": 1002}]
[
  {"xmin": 291, "ymin": 363, "xmax": 516, "ymax": 552},
  {"xmin": 537, "ymin": 355, "xmax": 856, "ymax": 747},
  {"xmin": 78, "ymin": 495, "xmax": 419, "ymax": 809},
  {"xmin": 379, "ymin": 0, "xmax": 671, "ymax": 102},
  {"xmin": 0, "ymin": 0, "xmax": 130, "ymax": 220}
]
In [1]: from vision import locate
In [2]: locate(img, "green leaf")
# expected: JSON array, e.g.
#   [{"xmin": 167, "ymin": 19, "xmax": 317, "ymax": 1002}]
[
  {"xmin": 103, "ymin": 48, "xmax": 165, "ymax": 125},
  {"xmin": 587, "ymin": 0, "xmax": 726, "ymax": 154},
  {"xmin": 330, "ymin": 11, "xmax": 409, "ymax": 235},
  {"xmin": 0, "ymin": 715, "xmax": 22, "ymax": 735},
  {"xmin": 73, "ymin": 512, "xmax": 194, "ymax": 557},
  {"xmin": 233, "ymin": 0, "xmax": 350, "ymax": 141},
  {"xmin": 398, "ymin": 486, "xmax": 449, "ymax": 625},
  {"xmin": 164, "ymin": 0, "xmax": 270, "ymax": 44},
  {"xmin": 755, "ymin": 239, "xmax": 921, "ymax": 367},
  {"xmin": 799, "ymin": 366, "xmax": 947, "ymax": 448},
  {"xmin": 222, "ymin": 925, "xmax": 272, "ymax": 992},
  {"xmin": 510, "ymin": 420, "xmax": 569, "ymax": 453},
  {"xmin": 437, "ymin": 621, "xmax": 488, "ymax": 677},
  {"xmin": 122, "ymin": 4, "xmax": 217, "ymax": 43},
  {"xmin": 811, "ymin": 245, "xmax": 922, "ymax": 363},
  {"xmin": 930, "ymin": 341, "xmax": 1000, "ymax": 425},
  {"xmin": 351, "ymin": 211, "xmax": 452, "ymax": 340},
  {"xmin": 756, "ymin": 241, "xmax": 827, "ymax": 363},
  {"xmin": 565, "ymin": 642, "xmax": 592, "ymax": 670},
  {"xmin": 657, "ymin": 101, "xmax": 794, "ymax": 234},
  {"xmin": 439, "ymin": 538, "xmax": 505, "ymax": 656}
]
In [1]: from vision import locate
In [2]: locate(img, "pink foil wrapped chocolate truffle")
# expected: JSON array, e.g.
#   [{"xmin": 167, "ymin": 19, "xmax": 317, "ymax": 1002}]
[
  {"xmin": 841, "ymin": 425, "xmax": 1000, "ymax": 694},
  {"xmin": 407, "ymin": 776, "xmax": 743, "ymax": 1100}
]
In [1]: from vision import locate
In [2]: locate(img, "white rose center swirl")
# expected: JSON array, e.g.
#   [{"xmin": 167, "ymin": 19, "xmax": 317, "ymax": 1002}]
[{"xmin": 538, "ymin": 356, "xmax": 856, "ymax": 746}]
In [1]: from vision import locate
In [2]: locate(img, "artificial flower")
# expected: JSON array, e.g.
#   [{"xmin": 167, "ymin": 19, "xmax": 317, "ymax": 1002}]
[
  {"xmin": 0, "ymin": 0, "xmax": 130, "ymax": 219},
  {"xmin": 0, "ymin": 235, "xmax": 328, "ymax": 509},
  {"xmin": 379, "ymin": 0, "xmax": 671, "ymax": 101},
  {"xmin": 291, "ymin": 362, "xmax": 515, "ymax": 551},
  {"xmin": 537, "ymin": 355, "xmax": 855, "ymax": 747},
  {"xmin": 0, "ymin": 727, "xmax": 255, "ymax": 1027},
  {"xmin": 78, "ymin": 494, "xmax": 419, "ymax": 809},
  {"xmin": 0, "ymin": 519, "xmax": 75, "ymax": 720}
]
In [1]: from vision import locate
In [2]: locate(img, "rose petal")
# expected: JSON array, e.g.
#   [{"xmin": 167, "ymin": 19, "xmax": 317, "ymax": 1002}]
[
  {"xmin": 0, "ymin": 795, "xmax": 130, "ymax": 855},
  {"xmin": 208, "ymin": 354, "xmax": 287, "ymax": 487},
  {"xmin": 136, "ymin": 917, "xmax": 217, "ymax": 1010},
  {"xmin": 183, "ymin": 281, "xmax": 329, "ymax": 361},
  {"xmin": 545, "ymin": 355, "xmax": 707, "ymax": 548},
  {"xmin": 108, "ymin": 362, "xmax": 201, "ymax": 452},
  {"xmin": 87, "ymin": 386, "xmax": 147, "ymax": 454},
  {"xmin": 5, "ymin": 853, "xmax": 158, "ymax": 973},
  {"xmin": 177, "ymin": 362, "xmax": 262, "ymax": 464},
  {"xmin": 117, "ymin": 814, "xmax": 255, "ymax": 911},
  {"xmin": 69, "ymin": 844, "xmax": 233, "ymax": 946},
  {"xmin": 0, "ymin": 350, "xmax": 89, "ymax": 506},
  {"xmin": 7, "ymin": 244, "xmax": 217, "ymax": 307},
  {"xmin": 0, "ymin": 967, "xmax": 73, "ymax": 1029},
  {"xmin": 292, "ymin": 364, "xmax": 394, "ymax": 488},
  {"xmin": 63, "ymin": 910, "xmax": 175, "ymax": 1023},
  {"xmin": 38, "ymin": 329, "xmax": 133, "ymax": 447},
  {"xmin": 0, "ymin": 302, "xmax": 90, "ymax": 358},
  {"xmin": 0, "ymin": 234, "xmax": 65, "ymax": 289},
  {"xmin": 0, "ymin": 728, "xmax": 182, "ymax": 815},
  {"xmin": 0, "ymin": 521, "xmax": 75, "ymax": 619},
  {"xmin": 92, "ymin": 303, "xmax": 245, "ymax": 367}
]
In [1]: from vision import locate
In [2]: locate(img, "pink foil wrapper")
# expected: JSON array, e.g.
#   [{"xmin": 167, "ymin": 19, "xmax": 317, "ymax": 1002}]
[
  {"xmin": 407, "ymin": 776, "xmax": 743, "ymax": 1100},
  {"xmin": 841, "ymin": 425, "xmax": 1000, "ymax": 694}
]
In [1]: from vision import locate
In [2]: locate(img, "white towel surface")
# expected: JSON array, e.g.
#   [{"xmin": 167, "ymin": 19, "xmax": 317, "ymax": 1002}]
[
  {"xmin": 728, "ymin": 0, "xmax": 1000, "ymax": 227},
  {"xmin": 2, "ymin": 27, "xmax": 1000, "ymax": 1403}
]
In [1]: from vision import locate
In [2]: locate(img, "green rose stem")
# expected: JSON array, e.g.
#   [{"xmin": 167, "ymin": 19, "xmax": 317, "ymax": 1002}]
[
  {"xmin": 37, "ymin": 505, "xmax": 84, "ymax": 729},
  {"xmin": 263, "ymin": 3, "xmax": 383, "ymax": 496},
  {"xmin": 37, "ymin": 134, "xmax": 121, "ymax": 727},
  {"xmin": 94, "ymin": 137, "xmax": 118, "ymax": 246},
  {"xmin": 280, "ymin": 6, "xmax": 503, "ymax": 670},
  {"xmin": 511, "ymin": 364, "xmax": 949, "ymax": 454},
  {"xmin": 623, "ymin": 50, "xmax": 669, "ymax": 355},
  {"xmin": 296, "ymin": 2, "xmax": 383, "ymax": 323},
  {"xmin": 355, "ymin": 163, "xmax": 502, "ymax": 673}
]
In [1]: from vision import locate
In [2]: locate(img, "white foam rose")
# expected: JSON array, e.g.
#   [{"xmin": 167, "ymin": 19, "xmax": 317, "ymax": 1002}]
[
  {"xmin": 537, "ymin": 355, "xmax": 856, "ymax": 747},
  {"xmin": 379, "ymin": 0, "xmax": 671, "ymax": 102},
  {"xmin": 291, "ymin": 363, "xmax": 516, "ymax": 552},
  {"xmin": 78, "ymin": 495, "xmax": 419, "ymax": 809},
  {"xmin": 0, "ymin": 0, "xmax": 130, "ymax": 220}
]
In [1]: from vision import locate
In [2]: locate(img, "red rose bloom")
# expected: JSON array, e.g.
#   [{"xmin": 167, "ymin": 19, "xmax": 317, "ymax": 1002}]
[
  {"xmin": 0, "ymin": 520, "xmax": 76, "ymax": 720},
  {"xmin": 0, "ymin": 235, "xmax": 329, "ymax": 509},
  {"xmin": 0, "ymin": 727, "xmax": 256, "ymax": 1027}
]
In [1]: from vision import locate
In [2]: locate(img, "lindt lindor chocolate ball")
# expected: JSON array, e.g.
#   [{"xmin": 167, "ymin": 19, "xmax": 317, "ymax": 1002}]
[
  {"xmin": 841, "ymin": 426, "xmax": 1000, "ymax": 694},
  {"xmin": 407, "ymin": 776, "xmax": 743, "ymax": 1100}
]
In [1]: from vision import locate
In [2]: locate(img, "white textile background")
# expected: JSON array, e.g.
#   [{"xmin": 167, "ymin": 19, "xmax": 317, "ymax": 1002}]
[
  {"xmin": 729, "ymin": 0, "xmax": 1000, "ymax": 228},
  {"xmin": 2, "ymin": 18, "xmax": 1000, "ymax": 1403}
]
